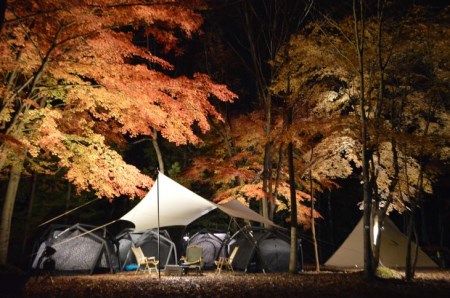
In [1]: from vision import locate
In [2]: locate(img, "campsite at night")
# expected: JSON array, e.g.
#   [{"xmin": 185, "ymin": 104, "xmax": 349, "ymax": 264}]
[{"xmin": 0, "ymin": 0, "xmax": 449, "ymax": 297}]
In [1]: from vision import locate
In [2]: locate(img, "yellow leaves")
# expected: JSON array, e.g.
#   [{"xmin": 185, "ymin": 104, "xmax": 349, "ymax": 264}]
[{"xmin": 64, "ymin": 140, "xmax": 153, "ymax": 199}]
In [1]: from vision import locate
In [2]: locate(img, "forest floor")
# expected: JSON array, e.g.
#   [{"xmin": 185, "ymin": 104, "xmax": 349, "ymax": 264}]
[{"xmin": 4, "ymin": 267, "xmax": 450, "ymax": 298}]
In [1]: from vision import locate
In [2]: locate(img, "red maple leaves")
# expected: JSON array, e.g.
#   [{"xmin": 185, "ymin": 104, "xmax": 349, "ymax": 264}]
[{"xmin": 0, "ymin": 0, "xmax": 236, "ymax": 199}]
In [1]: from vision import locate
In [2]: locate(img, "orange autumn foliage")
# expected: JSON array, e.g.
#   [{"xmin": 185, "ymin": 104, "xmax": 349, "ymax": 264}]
[{"xmin": 0, "ymin": 0, "xmax": 236, "ymax": 199}]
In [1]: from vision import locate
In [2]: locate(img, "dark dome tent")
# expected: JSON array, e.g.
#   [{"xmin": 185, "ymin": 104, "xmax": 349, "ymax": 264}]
[
  {"xmin": 117, "ymin": 229, "xmax": 177, "ymax": 270},
  {"xmin": 187, "ymin": 230, "xmax": 230, "ymax": 268},
  {"xmin": 31, "ymin": 223, "xmax": 119, "ymax": 274},
  {"xmin": 231, "ymin": 227, "xmax": 293, "ymax": 273}
]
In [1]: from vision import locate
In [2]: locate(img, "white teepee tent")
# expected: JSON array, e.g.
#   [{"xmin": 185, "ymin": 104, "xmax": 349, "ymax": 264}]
[{"xmin": 325, "ymin": 217, "xmax": 437, "ymax": 268}]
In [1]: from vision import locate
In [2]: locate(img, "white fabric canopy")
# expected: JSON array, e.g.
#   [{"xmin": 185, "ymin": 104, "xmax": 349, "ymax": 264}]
[
  {"xmin": 217, "ymin": 199, "xmax": 276, "ymax": 228},
  {"xmin": 120, "ymin": 172, "xmax": 277, "ymax": 231}
]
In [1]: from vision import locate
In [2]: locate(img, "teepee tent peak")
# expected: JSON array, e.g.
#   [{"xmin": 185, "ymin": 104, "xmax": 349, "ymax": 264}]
[{"xmin": 120, "ymin": 172, "xmax": 278, "ymax": 232}]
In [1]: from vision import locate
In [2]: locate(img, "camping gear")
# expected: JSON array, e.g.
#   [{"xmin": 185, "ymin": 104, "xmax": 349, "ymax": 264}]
[
  {"xmin": 325, "ymin": 217, "xmax": 438, "ymax": 268},
  {"xmin": 187, "ymin": 230, "xmax": 229, "ymax": 268},
  {"xmin": 120, "ymin": 172, "xmax": 278, "ymax": 231},
  {"xmin": 117, "ymin": 229, "xmax": 177, "ymax": 270},
  {"xmin": 31, "ymin": 223, "xmax": 119, "ymax": 274},
  {"xmin": 130, "ymin": 246, "xmax": 159, "ymax": 275},
  {"xmin": 180, "ymin": 245, "xmax": 203, "ymax": 275},
  {"xmin": 230, "ymin": 227, "xmax": 293, "ymax": 273},
  {"xmin": 215, "ymin": 246, "xmax": 239, "ymax": 274}
]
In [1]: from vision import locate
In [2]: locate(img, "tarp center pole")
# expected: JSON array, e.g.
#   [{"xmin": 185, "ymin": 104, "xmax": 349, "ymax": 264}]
[{"xmin": 157, "ymin": 171, "xmax": 161, "ymax": 279}]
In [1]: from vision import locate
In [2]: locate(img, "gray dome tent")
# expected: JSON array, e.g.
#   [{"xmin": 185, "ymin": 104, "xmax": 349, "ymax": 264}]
[
  {"xmin": 31, "ymin": 223, "xmax": 119, "ymax": 274},
  {"xmin": 187, "ymin": 230, "xmax": 230, "ymax": 268},
  {"xmin": 230, "ymin": 227, "xmax": 293, "ymax": 273},
  {"xmin": 117, "ymin": 229, "xmax": 177, "ymax": 270}
]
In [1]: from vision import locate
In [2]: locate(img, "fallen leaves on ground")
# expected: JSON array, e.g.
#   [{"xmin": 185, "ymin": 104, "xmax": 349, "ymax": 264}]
[{"xmin": 20, "ymin": 269, "xmax": 450, "ymax": 298}]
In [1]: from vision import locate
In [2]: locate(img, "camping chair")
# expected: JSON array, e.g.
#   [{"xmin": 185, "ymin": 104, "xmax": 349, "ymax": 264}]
[
  {"xmin": 131, "ymin": 246, "xmax": 159, "ymax": 275},
  {"xmin": 215, "ymin": 246, "xmax": 239, "ymax": 275},
  {"xmin": 180, "ymin": 245, "xmax": 204, "ymax": 275}
]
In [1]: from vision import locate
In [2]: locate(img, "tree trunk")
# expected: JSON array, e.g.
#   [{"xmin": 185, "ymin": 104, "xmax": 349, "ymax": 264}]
[
  {"xmin": 353, "ymin": 0, "xmax": 374, "ymax": 279},
  {"xmin": 288, "ymin": 141, "xmax": 297, "ymax": 273},
  {"xmin": 262, "ymin": 141, "xmax": 272, "ymax": 223},
  {"xmin": 405, "ymin": 206, "xmax": 416, "ymax": 281},
  {"xmin": 287, "ymin": 106, "xmax": 298, "ymax": 274},
  {"xmin": 327, "ymin": 192, "xmax": 334, "ymax": 245},
  {"xmin": 22, "ymin": 173, "xmax": 38, "ymax": 256},
  {"xmin": 0, "ymin": 158, "xmax": 23, "ymax": 264},
  {"xmin": 420, "ymin": 206, "xmax": 429, "ymax": 246},
  {"xmin": 152, "ymin": 128, "xmax": 164, "ymax": 174},
  {"xmin": 310, "ymin": 160, "xmax": 320, "ymax": 272},
  {"xmin": 65, "ymin": 181, "xmax": 72, "ymax": 224},
  {"xmin": 271, "ymin": 143, "xmax": 284, "ymax": 220},
  {"xmin": 371, "ymin": 211, "xmax": 384, "ymax": 270},
  {"xmin": 0, "ymin": 0, "xmax": 6, "ymax": 34}
]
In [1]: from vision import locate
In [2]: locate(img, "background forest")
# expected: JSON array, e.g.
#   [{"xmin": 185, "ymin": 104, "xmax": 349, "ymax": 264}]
[{"xmin": 0, "ymin": 0, "xmax": 448, "ymax": 275}]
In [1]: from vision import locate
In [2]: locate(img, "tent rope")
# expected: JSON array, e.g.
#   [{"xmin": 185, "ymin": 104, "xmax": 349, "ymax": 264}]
[
  {"xmin": 38, "ymin": 198, "xmax": 98, "ymax": 227},
  {"xmin": 51, "ymin": 219, "xmax": 118, "ymax": 247}
]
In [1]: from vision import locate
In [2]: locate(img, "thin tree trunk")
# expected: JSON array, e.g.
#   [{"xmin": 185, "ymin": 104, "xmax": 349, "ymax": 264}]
[
  {"xmin": 288, "ymin": 141, "xmax": 297, "ymax": 274},
  {"xmin": 152, "ymin": 128, "xmax": 164, "ymax": 174},
  {"xmin": 405, "ymin": 206, "xmax": 416, "ymax": 281},
  {"xmin": 271, "ymin": 143, "xmax": 284, "ymax": 220},
  {"xmin": 327, "ymin": 192, "xmax": 334, "ymax": 245},
  {"xmin": 420, "ymin": 206, "xmax": 429, "ymax": 245},
  {"xmin": 22, "ymin": 173, "xmax": 38, "ymax": 256},
  {"xmin": 0, "ymin": 158, "xmax": 24, "ymax": 264},
  {"xmin": 207, "ymin": 116, "xmax": 234, "ymax": 158},
  {"xmin": 261, "ymin": 129, "xmax": 272, "ymax": 223},
  {"xmin": 287, "ymin": 106, "xmax": 297, "ymax": 274},
  {"xmin": 310, "ymin": 152, "xmax": 320, "ymax": 272},
  {"xmin": 65, "ymin": 181, "xmax": 72, "ymax": 224},
  {"xmin": 353, "ymin": 0, "xmax": 373, "ymax": 279},
  {"xmin": 412, "ymin": 218, "xmax": 420, "ymax": 276},
  {"xmin": 0, "ymin": 0, "xmax": 6, "ymax": 33},
  {"xmin": 438, "ymin": 196, "xmax": 445, "ymax": 267}
]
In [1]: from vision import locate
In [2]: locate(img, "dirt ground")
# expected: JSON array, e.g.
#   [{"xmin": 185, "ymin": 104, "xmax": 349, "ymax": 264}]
[{"xmin": 9, "ymin": 268, "xmax": 447, "ymax": 298}]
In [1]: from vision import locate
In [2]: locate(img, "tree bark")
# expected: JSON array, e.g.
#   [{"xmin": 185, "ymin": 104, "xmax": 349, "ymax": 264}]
[
  {"xmin": 0, "ymin": 157, "xmax": 23, "ymax": 264},
  {"xmin": 0, "ymin": 0, "xmax": 6, "ymax": 34},
  {"xmin": 271, "ymin": 143, "xmax": 284, "ymax": 220},
  {"xmin": 353, "ymin": 0, "xmax": 374, "ymax": 279},
  {"xmin": 288, "ymin": 141, "xmax": 298, "ymax": 274},
  {"xmin": 310, "ymin": 153, "xmax": 320, "ymax": 272},
  {"xmin": 405, "ymin": 206, "xmax": 416, "ymax": 281},
  {"xmin": 287, "ymin": 107, "xmax": 298, "ymax": 274},
  {"xmin": 262, "ymin": 141, "xmax": 271, "ymax": 223},
  {"xmin": 65, "ymin": 181, "xmax": 72, "ymax": 224},
  {"xmin": 22, "ymin": 173, "xmax": 37, "ymax": 255},
  {"xmin": 152, "ymin": 128, "xmax": 164, "ymax": 174}
]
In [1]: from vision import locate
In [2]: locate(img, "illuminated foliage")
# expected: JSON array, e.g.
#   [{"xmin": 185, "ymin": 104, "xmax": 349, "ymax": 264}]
[
  {"xmin": 270, "ymin": 5, "xmax": 449, "ymax": 214},
  {"xmin": 0, "ymin": 0, "xmax": 236, "ymax": 199}
]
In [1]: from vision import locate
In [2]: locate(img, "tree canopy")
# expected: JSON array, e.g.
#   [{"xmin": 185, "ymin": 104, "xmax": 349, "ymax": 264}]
[{"xmin": 0, "ymin": 0, "xmax": 236, "ymax": 199}]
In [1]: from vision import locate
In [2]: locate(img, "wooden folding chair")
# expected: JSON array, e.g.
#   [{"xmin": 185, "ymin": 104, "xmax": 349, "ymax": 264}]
[
  {"xmin": 180, "ymin": 245, "xmax": 204, "ymax": 275},
  {"xmin": 131, "ymin": 246, "xmax": 159, "ymax": 275},
  {"xmin": 215, "ymin": 246, "xmax": 239, "ymax": 274}
]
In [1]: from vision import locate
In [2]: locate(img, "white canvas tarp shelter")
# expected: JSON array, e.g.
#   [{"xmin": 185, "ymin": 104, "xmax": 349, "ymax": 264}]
[
  {"xmin": 325, "ymin": 217, "xmax": 438, "ymax": 268},
  {"xmin": 120, "ymin": 172, "xmax": 277, "ymax": 232}
]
